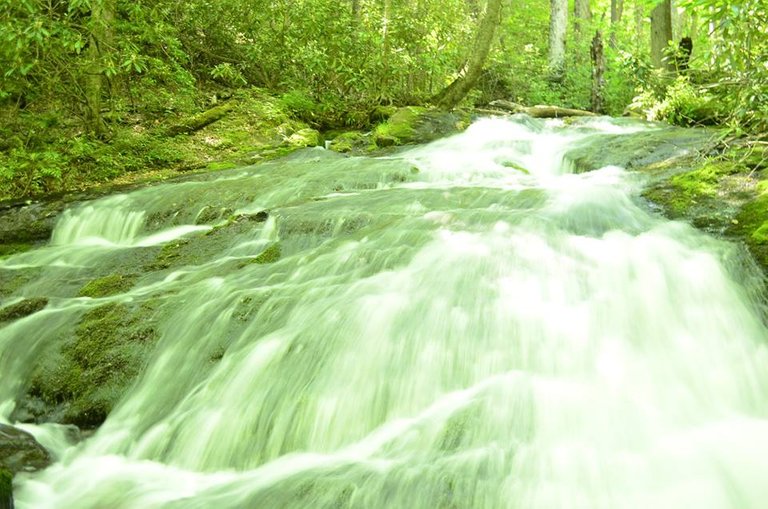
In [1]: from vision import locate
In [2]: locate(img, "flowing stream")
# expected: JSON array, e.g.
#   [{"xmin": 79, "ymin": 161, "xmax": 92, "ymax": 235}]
[{"xmin": 2, "ymin": 116, "xmax": 768, "ymax": 508}]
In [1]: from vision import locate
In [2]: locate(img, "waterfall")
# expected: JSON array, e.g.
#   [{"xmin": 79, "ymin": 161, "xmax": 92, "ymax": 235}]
[{"xmin": 2, "ymin": 117, "xmax": 767, "ymax": 509}]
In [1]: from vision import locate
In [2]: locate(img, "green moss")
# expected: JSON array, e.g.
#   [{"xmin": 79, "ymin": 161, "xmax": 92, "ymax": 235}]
[
  {"xmin": 727, "ymin": 192, "xmax": 768, "ymax": 270},
  {"xmin": 78, "ymin": 274, "xmax": 136, "ymax": 298},
  {"xmin": 328, "ymin": 131, "xmax": 368, "ymax": 153},
  {"xmin": 286, "ymin": 128, "xmax": 320, "ymax": 148},
  {"xmin": 145, "ymin": 240, "xmax": 190, "ymax": 270},
  {"xmin": 0, "ymin": 298, "xmax": 48, "ymax": 323},
  {"xmin": 373, "ymin": 107, "xmax": 425, "ymax": 147},
  {"xmin": 0, "ymin": 468, "xmax": 11, "ymax": 503},
  {"xmin": 205, "ymin": 161, "xmax": 238, "ymax": 171},
  {"xmin": 0, "ymin": 243, "xmax": 34, "ymax": 258},
  {"xmin": 647, "ymin": 161, "xmax": 739, "ymax": 216},
  {"xmin": 253, "ymin": 243, "xmax": 281, "ymax": 264},
  {"xmin": 28, "ymin": 302, "xmax": 158, "ymax": 428}
]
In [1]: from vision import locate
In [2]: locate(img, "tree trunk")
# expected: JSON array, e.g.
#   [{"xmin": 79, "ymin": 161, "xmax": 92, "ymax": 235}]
[
  {"xmin": 84, "ymin": 0, "xmax": 114, "ymax": 138},
  {"xmin": 650, "ymin": 0, "xmax": 674, "ymax": 71},
  {"xmin": 487, "ymin": 100, "xmax": 597, "ymax": 117},
  {"xmin": 574, "ymin": 0, "xmax": 592, "ymax": 33},
  {"xmin": 610, "ymin": 0, "xmax": 624, "ymax": 47},
  {"xmin": 434, "ymin": 0, "xmax": 504, "ymax": 109},
  {"xmin": 591, "ymin": 30, "xmax": 606, "ymax": 113},
  {"xmin": 548, "ymin": 0, "xmax": 568, "ymax": 80},
  {"xmin": 380, "ymin": 0, "xmax": 391, "ymax": 91},
  {"xmin": 634, "ymin": 1, "xmax": 644, "ymax": 51}
]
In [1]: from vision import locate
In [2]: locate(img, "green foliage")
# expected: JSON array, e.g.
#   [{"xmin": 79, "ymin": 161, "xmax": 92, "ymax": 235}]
[
  {"xmin": 636, "ymin": 0, "xmax": 768, "ymax": 131},
  {"xmin": 635, "ymin": 76, "xmax": 724, "ymax": 126}
]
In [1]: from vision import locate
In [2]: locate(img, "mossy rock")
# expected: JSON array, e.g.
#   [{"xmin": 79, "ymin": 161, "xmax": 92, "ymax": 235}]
[
  {"xmin": 19, "ymin": 301, "xmax": 159, "ymax": 428},
  {"xmin": 0, "ymin": 423, "xmax": 51, "ymax": 474},
  {"xmin": 286, "ymin": 128, "xmax": 320, "ymax": 148},
  {"xmin": 78, "ymin": 274, "xmax": 136, "ymax": 298},
  {"xmin": 729, "ymin": 193, "xmax": 768, "ymax": 269},
  {"xmin": 0, "ymin": 298, "xmax": 48, "ymax": 323},
  {"xmin": 328, "ymin": 131, "xmax": 370, "ymax": 154},
  {"xmin": 373, "ymin": 107, "xmax": 470, "ymax": 147},
  {"xmin": 373, "ymin": 107, "xmax": 426, "ymax": 147},
  {"xmin": 239, "ymin": 243, "xmax": 281, "ymax": 268},
  {"xmin": 566, "ymin": 127, "xmax": 716, "ymax": 173},
  {"xmin": 643, "ymin": 161, "xmax": 740, "ymax": 218}
]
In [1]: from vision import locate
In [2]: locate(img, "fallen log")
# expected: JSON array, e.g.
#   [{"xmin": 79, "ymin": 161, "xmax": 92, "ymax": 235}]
[
  {"xmin": 488, "ymin": 100, "xmax": 597, "ymax": 118},
  {"xmin": 165, "ymin": 101, "xmax": 236, "ymax": 137}
]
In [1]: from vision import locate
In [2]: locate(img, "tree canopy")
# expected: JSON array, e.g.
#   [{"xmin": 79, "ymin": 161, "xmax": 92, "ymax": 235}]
[{"xmin": 1, "ymin": 0, "xmax": 765, "ymax": 199}]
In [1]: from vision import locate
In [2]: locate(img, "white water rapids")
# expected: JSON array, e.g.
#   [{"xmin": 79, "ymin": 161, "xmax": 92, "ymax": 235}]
[{"xmin": 2, "ymin": 117, "xmax": 768, "ymax": 508}]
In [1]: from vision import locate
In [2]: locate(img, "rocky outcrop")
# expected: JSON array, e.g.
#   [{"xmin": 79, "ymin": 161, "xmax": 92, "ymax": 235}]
[{"xmin": 0, "ymin": 424, "xmax": 52, "ymax": 509}]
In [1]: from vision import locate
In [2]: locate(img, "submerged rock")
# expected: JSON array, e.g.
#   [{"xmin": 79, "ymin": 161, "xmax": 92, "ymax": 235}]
[
  {"xmin": 13, "ymin": 301, "xmax": 159, "ymax": 428},
  {"xmin": 0, "ymin": 424, "xmax": 50, "ymax": 474}
]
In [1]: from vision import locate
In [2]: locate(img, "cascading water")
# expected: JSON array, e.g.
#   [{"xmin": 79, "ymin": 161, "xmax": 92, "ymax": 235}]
[{"xmin": 1, "ymin": 116, "xmax": 767, "ymax": 508}]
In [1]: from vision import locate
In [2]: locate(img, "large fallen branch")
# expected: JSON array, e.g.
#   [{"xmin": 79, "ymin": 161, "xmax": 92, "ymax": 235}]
[
  {"xmin": 488, "ymin": 100, "xmax": 597, "ymax": 118},
  {"xmin": 165, "ymin": 101, "xmax": 236, "ymax": 137}
]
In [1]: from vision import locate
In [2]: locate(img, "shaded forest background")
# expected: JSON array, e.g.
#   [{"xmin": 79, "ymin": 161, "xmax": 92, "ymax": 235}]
[{"xmin": 1, "ymin": 0, "xmax": 766, "ymax": 199}]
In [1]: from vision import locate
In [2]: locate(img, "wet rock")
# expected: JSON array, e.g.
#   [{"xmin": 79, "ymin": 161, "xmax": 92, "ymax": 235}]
[
  {"xmin": 0, "ymin": 424, "xmax": 50, "ymax": 474},
  {"xmin": 0, "ymin": 201, "xmax": 65, "ymax": 244},
  {"xmin": 566, "ymin": 126, "xmax": 716, "ymax": 173}
]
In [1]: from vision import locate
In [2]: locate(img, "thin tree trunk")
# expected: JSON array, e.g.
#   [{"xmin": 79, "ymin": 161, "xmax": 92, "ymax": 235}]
[
  {"xmin": 610, "ymin": 0, "xmax": 624, "ymax": 47},
  {"xmin": 85, "ymin": 0, "xmax": 114, "ymax": 137},
  {"xmin": 650, "ymin": 0, "xmax": 674, "ymax": 71},
  {"xmin": 548, "ymin": 0, "xmax": 568, "ymax": 81},
  {"xmin": 574, "ymin": 0, "xmax": 592, "ymax": 33},
  {"xmin": 591, "ymin": 30, "xmax": 606, "ymax": 113},
  {"xmin": 634, "ymin": 1, "xmax": 644, "ymax": 51},
  {"xmin": 381, "ymin": 0, "xmax": 391, "ymax": 92},
  {"xmin": 434, "ymin": 0, "xmax": 504, "ymax": 109}
]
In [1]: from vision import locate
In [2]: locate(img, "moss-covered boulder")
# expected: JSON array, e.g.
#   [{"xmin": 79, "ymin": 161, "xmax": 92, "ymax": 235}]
[
  {"xmin": 15, "ymin": 301, "xmax": 159, "ymax": 428},
  {"xmin": 373, "ymin": 107, "xmax": 469, "ymax": 147},
  {"xmin": 0, "ymin": 424, "xmax": 50, "ymax": 474},
  {"xmin": 327, "ymin": 131, "xmax": 371, "ymax": 154},
  {"xmin": 286, "ymin": 128, "xmax": 320, "ymax": 148},
  {"xmin": 566, "ymin": 126, "xmax": 716, "ymax": 173}
]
